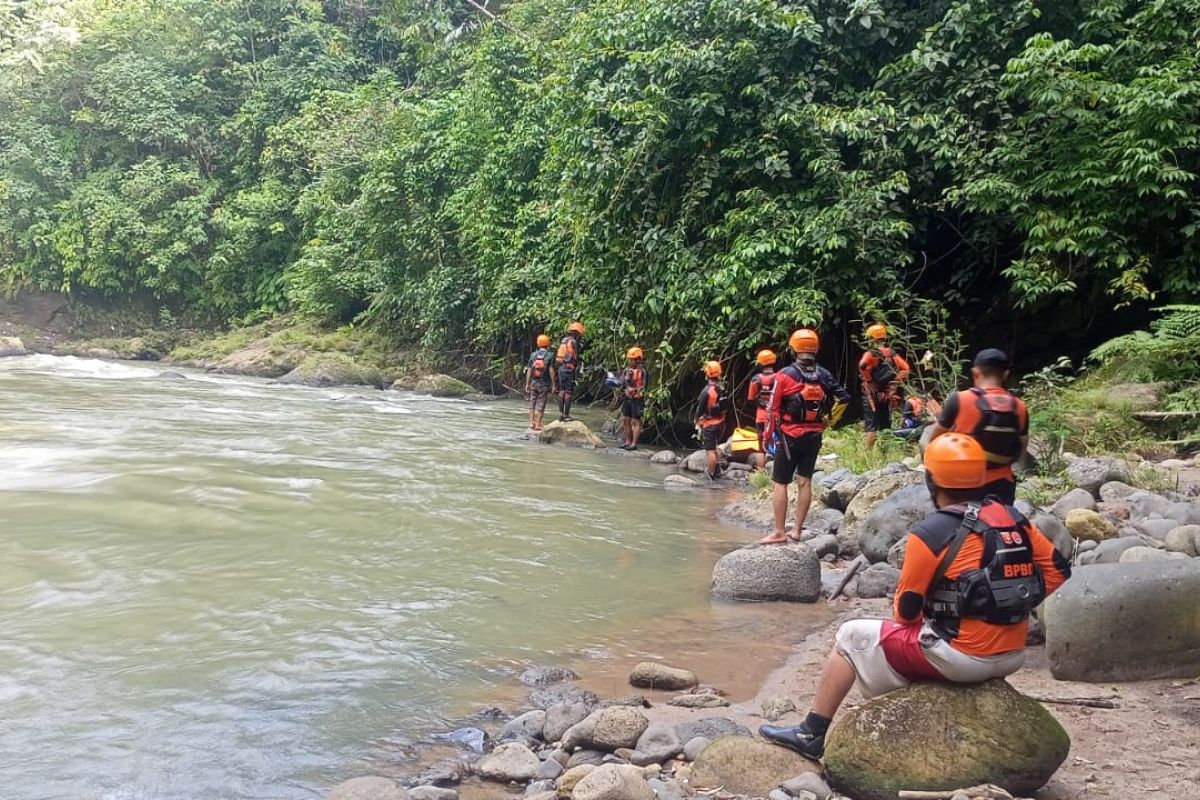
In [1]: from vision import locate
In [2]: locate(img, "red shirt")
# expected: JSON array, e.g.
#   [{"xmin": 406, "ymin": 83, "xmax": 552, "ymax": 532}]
[
  {"xmin": 748, "ymin": 370, "xmax": 776, "ymax": 424},
  {"xmin": 764, "ymin": 363, "xmax": 849, "ymax": 439}
]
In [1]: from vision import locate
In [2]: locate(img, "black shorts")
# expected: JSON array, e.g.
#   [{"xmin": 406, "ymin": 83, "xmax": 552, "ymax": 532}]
[
  {"xmin": 558, "ymin": 368, "xmax": 577, "ymax": 394},
  {"xmin": 772, "ymin": 431, "xmax": 823, "ymax": 484},
  {"xmin": 529, "ymin": 383, "xmax": 550, "ymax": 412},
  {"xmin": 863, "ymin": 392, "xmax": 892, "ymax": 432},
  {"xmin": 700, "ymin": 424, "xmax": 723, "ymax": 451},
  {"xmin": 982, "ymin": 476, "xmax": 1017, "ymax": 505},
  {"xmin": 621, "ymin": 396, "xmax": 645, "ymax": 419}
]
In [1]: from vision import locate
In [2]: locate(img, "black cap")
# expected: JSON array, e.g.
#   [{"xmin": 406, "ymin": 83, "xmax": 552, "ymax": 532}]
[{"xmin": 974, "ymin": 348, "xmax": 1010, "ymax": 368}]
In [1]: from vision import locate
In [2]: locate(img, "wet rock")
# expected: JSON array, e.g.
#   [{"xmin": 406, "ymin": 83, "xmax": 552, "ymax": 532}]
[
  {"xmin": 650, "ymin": 450, "xmax": 678, "ymax": 465},
  {"xmin": 543, "ymin": 702, "xmax": 593, "ymax": 743},
  {"xmin": 1164, "ymin": 524, "xmax": 1200, "ymax": 556},
  {"xmin": 500, "ymin": 710, "xmax": 547, "ymax": 742},
  {"xmin": 521, "ymin": 667, "xmax": 579, "ymax": 687},
  {"xmin": 572, "ymin": 764, "xmax": 654, "ymax": 800},
  {"xmin": 327, "ymin": 777, "xmax": 407, "ymax": 800},
  {"xmin": 1119, "ymin": 546, "xmax": 1187, "ymax": 563},
  {"xmin": 1135, "ymin": 518, "xmax": 1181, "ymax": 540},
  {"xmin": 407, "ymin": 787, "xmax": 457, "ymax": 800},
  {"xmin": 1067, "ymin": 457, "xmax": 1129, "ymax": 494},
  {"xmin": 477, "ymin": 743, "xmax": 541, "ymax": 783},
  {"xmin": 840, "ymin": 472, "xmax": 923, "ymax": 555},
  {"xmin": 854, "ymin": 563, "xmax": 901, "ymax": 598},
  {"xmin": 664, "ymin": 474, "xmax": 699, "ymax": 491},
  {"xmin": 567, "ymin": 750, "xmax": 607, "ymax": 768},
  {"xmin": 536, "ymin": 759, "xmax": 565, "ymax": 781},
  {"xmin": 279, "ymin": 353, "xmax": 384, "ymax": 388},
  {"xmin": 431, "ymin": 727, "xmax": 488, "ymax": 753},
  {"xmin": 781, "ymin": 772, "xmax": 833, "ymax": 799},
  {"xmin": 689, "ymin": 736, "xmax": 821, "ymax": 796},
  {"xmin": 673, "ymin": 717, "xmax": 750, "ymax": 743},
  {"xmin": 0, "ymin": 336, "xmax": 27, "ymax": 357},
  {"xmin": 412, "ymin": 374, "xmax": 474, "ymax": 398},
  {"xmin": 157, "ymin": 369, "xmax": 187, "ymax": 380},
  {"xmin": 531, "ymin": 684, "xmax": 599, "ymax": 710},
  {"xmin": 557, "ymin": 764, "xmax": 596, "ymax": 797},
  {"xmin": 630, "ymin": 724, "xmax": 682, "ymax": 765},
  {"xmin": 539, "ymin": 420, "xmax": 604, "ymax": 448},
  {"xmin": 824, "ymin": 680, "xmax": 1069, "ymax": 800},
  {"xmin": 1050, "ymin": 488, "xmax": 1096, "ymax": 519},
  {"xmin": 854, "ymin": 482, "xmax": 934, "ymax": 562},
  {"xmin": 760, "ymin": 695, "xmax": 796, "ymax": 722},
  {"xmin": 666, "ymin": 693, "xmax": 728, "ymax": 709},
  {"xmin": 711, "ymin": 543, "xmax": 821, "ymax": 602},
  {"xmin": 1044, "ymin": 560, "xmax": 1200, "ymax": 680},
  {"xmin": 682, "ymin": 737, "xmax": 710, "ymax": 762},
  {"xmin": 592, "ymin": 706, "xmax": 649, "ymax": 751},
  {"xmin": 628, "ymin": 662, "xmax": 697, "ymax": 691},
  {"xmin": 1065, "ymin": 509, "xmax": 1116, "ymax": 541}
]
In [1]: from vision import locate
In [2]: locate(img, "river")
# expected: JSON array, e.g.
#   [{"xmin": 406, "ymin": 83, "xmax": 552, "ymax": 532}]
[{"xmin": 0, "ymin": 355, "xmax": 826, "ymax": 800}]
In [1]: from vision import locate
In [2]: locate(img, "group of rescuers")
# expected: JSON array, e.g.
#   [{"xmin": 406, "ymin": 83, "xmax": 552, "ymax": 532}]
[{"xmin": 526, "ymin": 320, "xmax": 1062, "ymax": 762}]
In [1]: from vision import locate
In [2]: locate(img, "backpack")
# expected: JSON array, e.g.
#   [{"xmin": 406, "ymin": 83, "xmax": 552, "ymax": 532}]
[
  {"xmin": 529, "ymin": 348, "xmax": 550, "ymax": 381},
  {"xmin": 751, "ymin": 372, "xmax": 776, "ymax": 410},
  {"xmin": 925, "ymin": 501, "xmax": 1045, "ymax": 632},
  {"xmin": 869, "ymin": 348, "xmax": 898, "ymax": 388},
  {"xmin": 555, "ymin": 336, "xmax": 579, "ymax": 369},
  {"xmin": 967, "ymin": 388, "xmax": 1023, "ymax": 466},
  {"xmin": 779, "ymin": 364, "xmax": 827, "ymax": 424},
  {"xmin": 704, "ymin": 383, "xmax": 729, "ymax": 419}
]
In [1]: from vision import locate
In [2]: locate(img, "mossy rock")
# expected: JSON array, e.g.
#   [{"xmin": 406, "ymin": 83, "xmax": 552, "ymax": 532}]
[
  {"xmin": 824, "ymin": 680, "xmax": 1069, "ymax": 800},
  {"xmin": 278, "ymin": 352, "xmax": 384, "ymax": 388},
  {"xmin": 412, "ymin": 373, "xmax": 475, "ymax": 398}
]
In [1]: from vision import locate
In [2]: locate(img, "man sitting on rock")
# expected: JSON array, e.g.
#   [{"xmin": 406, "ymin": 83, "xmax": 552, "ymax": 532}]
[{"xmin": 761, "ymin": 433, "xmax": 1071, "ymax": 759}]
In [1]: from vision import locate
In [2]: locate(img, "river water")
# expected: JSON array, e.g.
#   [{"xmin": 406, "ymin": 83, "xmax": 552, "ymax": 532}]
[{"xmin": 0, "ymin": 355, "xmax": 826, "ymax": 800}]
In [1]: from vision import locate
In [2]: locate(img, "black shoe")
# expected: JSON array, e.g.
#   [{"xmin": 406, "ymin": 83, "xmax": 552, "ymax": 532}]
[{"xmin": 759, "ymin": 723, "xmax": 825, "ymax": 759}]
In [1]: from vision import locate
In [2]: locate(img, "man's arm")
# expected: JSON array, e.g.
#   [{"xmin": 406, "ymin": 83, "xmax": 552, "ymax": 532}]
[
  {"xmin": 893, "ymin": 533, "xmax": 941, "ymax": 623},
  {"xmin": 894, "ymin": 353, "xmax": 912, "ymax": 383},
  {"xmin": 523, "ymin": 361, "xmax": 532, "ymax": 393},
  {"xmin": 929, "ymin": 391, "xmax": 960, "ymax": 439},
  {"xmin": 1027, "ymin": 521, "xmax": 1072, "ymax": 596},
  {"xmin": 693, "ymin": 387, "xmax": 708, "ymax": 423},
  {"xmin": 821, "ymin": 367, "xmax": 852, "ymax": 403},
  {"xmin": 748, "ymin": 377, "xmax": 759, "ymax": 404},
  {"xmin": 764, "ymin": 370, "xmax": 791, "ymax": 440}
]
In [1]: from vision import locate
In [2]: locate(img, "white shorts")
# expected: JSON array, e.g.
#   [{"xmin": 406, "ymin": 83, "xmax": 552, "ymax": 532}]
[{"xmin": 835, "ymin": 618, "xmax": 1026, "ymax": 699}]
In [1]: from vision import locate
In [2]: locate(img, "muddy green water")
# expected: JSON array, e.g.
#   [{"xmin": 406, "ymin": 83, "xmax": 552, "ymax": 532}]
[{"xmin": 0, "ymin": 355, "xmax": 823, "ymax": 800}]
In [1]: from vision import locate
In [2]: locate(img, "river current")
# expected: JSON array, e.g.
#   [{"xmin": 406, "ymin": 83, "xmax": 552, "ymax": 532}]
[{"xmin": 0, "ymin": 355, "xmax": 823, "ymax": 800}]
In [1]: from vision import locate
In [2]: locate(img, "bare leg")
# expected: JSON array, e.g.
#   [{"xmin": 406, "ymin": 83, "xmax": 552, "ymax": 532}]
[
  {"xmin": 758, "ymin": 480, "xmax": 790, "ymax": 544},
  {"xmin": 631, "ymin": 418, "xmax": 642, "ymax": 447},
  {"xmin": 792, "ymin": 476, "xmax": 813, "ymax": 537},
  {"xmin": 811, "ymin": 649, "xmax": 857, "ymax": 718},
  {"xmin": 865, "ymin": 430, "xmax": 877, "ymax": 450},
  {"xmin": 706, "ymin": 449, "xmax": 719, "ymax": 477},
  {"xmin": 623, "ymin": 416, "xmax": 633, "ymax": 446}
]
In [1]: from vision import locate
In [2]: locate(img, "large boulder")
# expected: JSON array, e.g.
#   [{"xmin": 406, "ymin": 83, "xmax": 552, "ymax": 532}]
[
  {"xmin": 1043, "ymin": 560, "xmax": 1200, "ymax": 681},
  {"xmin": 823, "ymin": 681, "xmax": 1069, "ymax": 800},
  {"xmin": 412, "ymin": 373, "xmax": 475, "ymax": 398},
  {"xmin": 853, "ymin": 482, "xmax": 935, "ymax": 563},
  {"xmin": 571, "ymin": 764, "xmax": 654, "ymax": 800},
  {"xmin": 689, "ymin": 736, "xmax": 820, "ymax": 796},
  {"xmin": 279, "ymin": 353, "xmax": 384, "ymax": 388},
  {"xmin": 681, "ymin": 450, "xmax": 709, "ymax": 473},
  {"xmin": 327, "ymin": 777, "xmax": 407, "ymax": 800},
  {"xmin": 1064, "ymin": 508, "xmax": 1116, "ymax": 541},
  {"xmin": 0, "ymin": 336, "xmax": 27, "ymax": 357},
  {"xmin": 1118, "ymin": 546, "xmax": 1187, "ymax": 563},
  {"xmin": 214, "ymin": 341, "xmax": 303, "ymax": 378},
  {"xmin": 538, "ymin": 420, "xmax": 604, "ymax": 448},
  {"xmin": 840, "ymin": 472, "xmax": 921, "ymax": 542},
  {"xmin": 818, "ymin": 468, "xmax": 858, "ymax": 510},
  {"xmin": 1067, "ymin": 457, "xmax": 1129, "ymax": 494},
  {"xmin": 1050, "ymin": 488, "xmax": 1096, "ymax": 519},
  {"xmin": 591, "ymin": 706, "xmax": 649, "ymax": 751},
  {"xmin": 710, "ymin": 544, "xmax": 821, "ymax": 602},
  {"xmin": 476, "ymin": 742, "xmax": 541, "ymax": 783},
  {"xmin": 628, "ymin": 662, "xmax": 697, "ymax": 691}
]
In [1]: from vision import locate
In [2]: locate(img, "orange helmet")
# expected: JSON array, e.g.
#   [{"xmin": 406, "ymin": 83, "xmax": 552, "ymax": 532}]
[
  {"xmin": 627, "ymin": 346, "xmax": 644, "ymax": 361},
  {"xmin": 756, "ymin": 349, "xmax": 777, "ymax": 367},
  {"xmin": 703, "ymin": 360, "xmax": 723, "ymax": 378},
  {"xmin": 924, "ymin": 433, "xmax": 987, "ymax": 489},
  {"xmin": 568, "ymin": 321, "xmax": 585, "ymax": 335},
  {"xmin": 536, "ymin": 334, "xmax": 550, "ymax": 348},
  {"xmin": 866, "ymin": 323, "xmax": 888, "ymax": 341},
  {"xmin": 789, "ymin": 328, "xmax": 820, "ymax": 354}
]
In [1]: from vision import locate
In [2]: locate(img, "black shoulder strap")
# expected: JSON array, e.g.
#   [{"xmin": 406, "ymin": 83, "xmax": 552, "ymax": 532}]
[{"xmin": 930, "ymin": 502, "xmax": 982, "ymax": 589}]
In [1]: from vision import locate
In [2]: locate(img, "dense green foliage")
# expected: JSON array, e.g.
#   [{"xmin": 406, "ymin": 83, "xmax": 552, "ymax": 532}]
[{"xmin": 2, "ymin": 0, "xmax": 1199, "ymax": 408}]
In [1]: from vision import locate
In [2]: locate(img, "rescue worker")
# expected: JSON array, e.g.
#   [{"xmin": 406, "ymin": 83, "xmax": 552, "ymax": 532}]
[
  {"xmin": 693, "ymin": 360, "xmax": 728, "ymax": 480},
  {"xmin": 620, "ymin": 347, "xmax": 649, "ymax": 450},
  {"xmin": 761, "ymin": 329, "xmax": 850, "ymax": 545},
  {"xmin": 760, "ymin": 433, "xmax": 1070, "ymax": 759},
  {"xmin": 929, "ymin": 348, "xmax": 1028, "ymax": 504},
  {"xmin": 555, "ymin": 321, "xmax": 586, "ymax": 422},
  {"xmin": 747, "ymin": 349, "xmax": 778, "ymax": 471},
  {"xmin": 524, "ymin": 333, "xmax": 558, "ymax": 430},
  {"xmin": 859, "ymin": 323, "xmax": 911, "ymax": 449}
]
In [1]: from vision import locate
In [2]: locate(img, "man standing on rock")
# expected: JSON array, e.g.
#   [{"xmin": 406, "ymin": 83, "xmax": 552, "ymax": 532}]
[
  {"xmin": 760, "ymin": 329, "xmax": 849, "ymax": 544},
  {"xmin": 694, "ymin": 360, "xmax": 729, "ymax": 480},
  {"xmin": 859, "ymin": 323, "xmax": 911, "ymax": 450},
  {"xmin": 929, "ymin": 348, "xmax": 1028, "ymax": 504},
  {"xmin": 555, "ymin": 321, "xmax": 586, "ymax": 422},
  {"xmin": 524, "ymin": 334, "xmax": 558, "ymax": 430},
  {"xmin": 748, "ymin": 349, "xmax": 778, "ymax": 471},
  {"xmin": 760, "ymin": 433, "xmax": 1071, "ymax": 759}
]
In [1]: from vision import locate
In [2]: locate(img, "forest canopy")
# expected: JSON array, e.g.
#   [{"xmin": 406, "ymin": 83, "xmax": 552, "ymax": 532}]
[{"xmin": 2, "ymin": 0, "xmax": 1198, "ymax": 392}]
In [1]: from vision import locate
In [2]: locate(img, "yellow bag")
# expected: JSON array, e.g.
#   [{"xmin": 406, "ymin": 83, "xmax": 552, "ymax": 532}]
[{"xmin": 729, "ymin": 426, "xmax": 761, "ymax": 454}]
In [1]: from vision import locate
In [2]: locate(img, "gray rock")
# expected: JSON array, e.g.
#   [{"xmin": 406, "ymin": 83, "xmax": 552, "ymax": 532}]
[
  {"xmin": 1119, "ymin": 546, "xmax": 1187, "ymax": 563},
  {"xmin": 854, "ymin": 563, "xmax": 901, "ymax": 598},
  {"xmin": 1129, "ymin": 490, "xmax": 1173, "ymax": 519},
  {"xmin": 1077, "ymin": 539, "xmax": 1098, "ymax": 553},
  {"xmin": 820, "ymin": 568, "xmax": 852, "ymax": 599},
  {"xmin": 530, "ymin": 684, "xmax": 599, "ymax": 710},
  {"xmin": 682, "ymin": 450, "xmax": 708, "ymax": 473},
  {"xmin": 646, "ymin": 778, "xmax": 688, "ymax": 800},
  {"xmin": 1163, "ymin": 525, "xmax": 1200, "ymax": 556},
  {"xmin": 1136, "ymin": 518, "xmax": 1182, "ymax": 540},
  {"xmin": 710, "ymin": 544, "xmax": 821, "ymax": 602},
  {"xmin": 770, "ymin": 790, "xmax": 792, "ymax": 800},
  {"xmin": 476, "ymin": 742, "xmax": 541, "ymax": 783},
  {"xmin": 562, "ymin": 709, "xmax": 602, "ymax": 750},
  {"xmin": 521, "ymin": 667, "xmax": 579, "ymax": 686},
  {"xmin": 682, "ymin": 736, "xmax": 710, "ymax": 762},
  {"xmin": 1013, "ymin": 499, "xmax": 1037, "ymax": 517},
  {"xmin": 781, "ymin": 772, "xmax": 833, "ymax": 799},
  {"xmin": 572, "ymin": 764, "xmax": 654, "ymax": 800},
  {"xmin": 663, "ymin": 474, "xmax": 699, "ymax": 491},
  {"xmin": 499, "ymin": 710, "xmax": 546, "ymax": 742},
  {"xmin": 761, "ymin": 695, "xmax": 796, "ymax": 722},
  {"xmin": 1044, "ymin": 560, "xmax": 1200, "ymax": 681},
  {"xmin": 650, "ymin": 450, "xmax": 678, "ymax": 465},
  {"xmin": 666, "ymin": 693, "xmax": 729, "ymax": 709},
  {"xmin": 628, "ymin": 662, "xmax": 697, "ymax": 691},
  {"xmin": 1050, "ymin": 488, "xmax": 1096, "ymax": 519},
  {"xmin": 407, "ymin": 788, "xmax": 457, "ymax": 800},
  {"xmin": 1067, "ymin": 457, "xmax": 1128, "ymax": 493},
  {"xmin": 830, "ymin": 473, "xmax": 870, "ymax": 512},
  {"xmin": 840, "ymin": 473, "xmax": 925, "ymax": 556},
  {"xmin": 1098, "ymin": 481, "xmax": 1138, "ymax": 502},
  {"xmin": 535, "ymin": 759, "xmax": 564, "ymax": 781},
  {"xmin": 601, "ymin": 695, "xmax": 650, "ymax": 709},
  {"xmin": 539, "ymin": 420, "xmax": 604, "ymax": 448},
  {"xmin": 631, "ymin": 724, "xmax": 681, "ymax": 765},
  {"xmin": 817, "ymin": 468, "xmax": 855, "ymax": 509},
  {"xmin": 886, "ymin": 537, "xmax": 907, "ymax": 569},
  {"xmin": 0, "ymin": 336, "xmax": 27, "ymax": 358},
  {"xmin": 853, "ymin": 482, "xmax": 935, "ymax": 563},
  {"xmin": 525, "ymin": 781, "xmax": 556, "ymax": 796},
  {"xmin": 803, "ymin": 533, "xmax": 839, "ymax": 559},
  {"xmin": 1166, "ymin": 502, "xmax": 1200, "ymax": 526},
  {"xmin": 690, "ymin": 736, "xmax": 821, "ymax": 796},
  {"xmin": 327, "ymin": 777, "xmax": 407, "ymax": 800},
  {"xmin": 543, "ymin": 702, "xmax": 593, "ymax": 743},
  {"xmin": 592, "ymin": 706, "xmax": 649, "ymax": 751},
  {"xmin": 1030, "ymin": 512, "xmax": 1074, "ymax": 560},
  {"xmin": 568, "ymin": 750, "xmax": 609, "ymax": 768},
  {"xmin": 557, "ymin": 765, "xmax": 596, "ymax": 796},
  {"xmin": 673, "ymin": 717, "xmax": 750, "ymax": 743},
  {"xmin": 1088, "ymin": 537, "xmax": 1145, "ymax": 564},
  {"xmin": 431, "ymin": 727, "xmax": 487, "ymax": 753}
]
